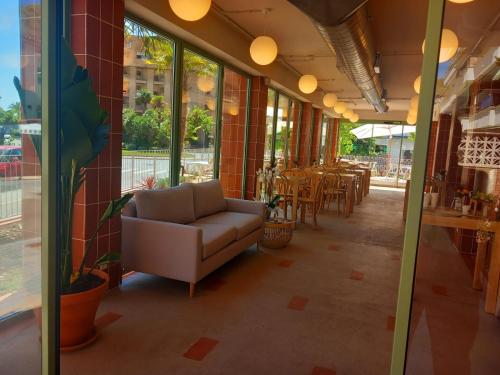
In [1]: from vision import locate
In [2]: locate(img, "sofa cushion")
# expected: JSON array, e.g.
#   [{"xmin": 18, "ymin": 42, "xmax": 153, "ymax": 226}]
[
  {"xmin": 194, "ymin": 211, "xmax": 263, "ymax": 240},
  {"xmin": 135, "ymin": 184, "xmax": 195, "ymax": 224},
  {"xmin": 190, "ymin": 223, "xmax": 237, "ymax": 259},
  {"xmin": 191, "ymin": 180, "xmax": 227, "ymax": 219}
]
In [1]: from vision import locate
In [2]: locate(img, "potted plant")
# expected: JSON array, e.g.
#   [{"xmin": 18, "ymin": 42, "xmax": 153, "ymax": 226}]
[{"xmin": 15, "ymin": 40, "xmax": 133, "ymax": 349}]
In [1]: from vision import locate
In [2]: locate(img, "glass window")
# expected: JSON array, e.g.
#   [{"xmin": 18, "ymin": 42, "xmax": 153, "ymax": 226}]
[
  {"xmin": 179, "ymin": 50, "xmax": 218, "ymax": 183},
  {"xmin": 0, "ymin": 0, "xmax": 42, "ymax": 371},
  {"xmin": 122, "ymin": 19, "xmax": 174, "ymax": 191},
  {"xmin": 264, "ymin": 89, "xmax": 276, "ymax": 168},
  {"xmin": 274, "ymin": 95, "xmax": 289, "ymax": 170},
  {"xmin": 319, "ymin": 116, "xmax": 328, "ymax": 163},
  {"xmin": 219, "ymin": 68, "xmax": 248, "ymax": 197},
  {"xmin": 286, "ymin": 101, "xmax": 297, "ymax": 168},
  {"xmin": 404, "ymin": 0, "xmax": 500, "ymax": 371}
]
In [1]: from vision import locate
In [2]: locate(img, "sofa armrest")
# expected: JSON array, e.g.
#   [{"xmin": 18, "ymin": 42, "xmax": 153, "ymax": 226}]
[
  {"xmin": 121, "ymin": 216, "xmax": 203, "ymax": 282},
  {"xmin": 225, "ymin": 198, "xmax": 266, "ymax": 218}
]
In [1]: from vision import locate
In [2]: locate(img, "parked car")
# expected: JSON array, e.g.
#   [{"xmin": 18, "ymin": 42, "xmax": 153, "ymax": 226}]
[{"xmin": 0, "ymin": 146, "xmax": 22, "ymax": 177}]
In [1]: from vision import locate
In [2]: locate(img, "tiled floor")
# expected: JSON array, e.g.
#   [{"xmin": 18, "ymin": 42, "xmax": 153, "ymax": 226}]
[{"xmin": 1, "ymin": 188, "xmax": 499, "ymax": 374}]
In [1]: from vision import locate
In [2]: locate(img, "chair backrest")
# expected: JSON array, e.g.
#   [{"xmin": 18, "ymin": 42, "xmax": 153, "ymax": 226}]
[
  {"xmin": 281, "ymin": 168, "xmax": 307, "ymax": 178},
  {"xmin": 275, "ymin": 175, "xmax": 290, "ymax": 195}
]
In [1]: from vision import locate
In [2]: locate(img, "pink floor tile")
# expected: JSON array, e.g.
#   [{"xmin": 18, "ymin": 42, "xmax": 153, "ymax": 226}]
[
  {"xmin": 183, "ymin": 337, "xmax": 219, "ymax": 361},
  {"xmin": 431, "ymin": 284, "xmax": 448, "ymax": 296},
  {"xmin": 350, "ymin": 270, "xmax": 364, "ymax": 281},
  {"xmin": 288, "ymin": 296, "xmax": 309, "ymax": 311},
  {"xmin": 203, "ymin": 278, "xmax": 227, "ymax": 291},
  {"xmin": 278, "ymin": 259, "xmax": 295, "ymax": 268},
  {"xmin": 312, "ymin": 366, "xmax": 336, "ymax": 375},
  {"xmin": 95, "ymin": 312, "xmax": 122, "ymax": 331}
]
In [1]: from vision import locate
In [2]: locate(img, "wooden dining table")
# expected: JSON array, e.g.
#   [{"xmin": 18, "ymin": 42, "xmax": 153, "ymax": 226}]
[{"xmin": 351, "ymin": 169, "xmax": 366, "ymax": 204}]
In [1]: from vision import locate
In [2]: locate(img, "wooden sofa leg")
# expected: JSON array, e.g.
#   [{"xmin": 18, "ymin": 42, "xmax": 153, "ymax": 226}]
[{"xmin": 189, "ymin": 282, "xmax": 195, "ymax": 298}]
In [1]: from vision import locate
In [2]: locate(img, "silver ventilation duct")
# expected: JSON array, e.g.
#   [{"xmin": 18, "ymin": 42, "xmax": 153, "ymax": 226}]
[{"xmin": 289, "ymin": 0, "xmax": 388, "ymax": 113}]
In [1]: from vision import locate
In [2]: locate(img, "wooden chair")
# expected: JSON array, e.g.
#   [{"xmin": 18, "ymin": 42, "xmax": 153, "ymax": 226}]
[
  {"xmin": 275, "ymin": 175, "xmax": 292, "ymax": 218},
  {"xmin": 298, "ymin": 172, "xmax": 326, "ymax": 227},
  {"xmin": 323, "ymin": 173, "xmax": 348, "ymax": 216}
]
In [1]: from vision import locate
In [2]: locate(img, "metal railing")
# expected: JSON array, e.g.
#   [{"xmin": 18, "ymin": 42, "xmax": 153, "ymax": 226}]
[{"xmin": 341, "ymin": 155, "xmax": 413, "ymax": 185}]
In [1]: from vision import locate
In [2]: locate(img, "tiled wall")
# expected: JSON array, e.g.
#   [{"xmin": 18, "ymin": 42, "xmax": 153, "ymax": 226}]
[
  {"xmin": 330, "ymin": 118, "xmax": 340, "ymax": 160},
  {"xmin": 219, "ymin": 69, "xmax": 248, "ymax": 198},
  {"xmin": 71, "ymin": 0, "xmax": 124, "ymax": 287},
  {"xmin": 298, "ymin": 103, "xmax": 313, "ymax": 167},
  {"xmin": 245, "ymin": 77, "xmax": 268, "ymax": 199},
  {"xmin": 426, "ymin": 121, "xmax": 439, "ymax": 182}
]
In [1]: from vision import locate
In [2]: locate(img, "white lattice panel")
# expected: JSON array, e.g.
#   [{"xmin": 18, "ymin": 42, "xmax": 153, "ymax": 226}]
[{"xmin": 457, "ymin": 135, "xmax": 500, "ymax": 168}]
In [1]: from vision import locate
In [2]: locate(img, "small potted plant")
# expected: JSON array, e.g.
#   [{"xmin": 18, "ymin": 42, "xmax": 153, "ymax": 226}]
[{"xmin": 15, "ymin": 40, "xmax": 133, "ymax": 349}]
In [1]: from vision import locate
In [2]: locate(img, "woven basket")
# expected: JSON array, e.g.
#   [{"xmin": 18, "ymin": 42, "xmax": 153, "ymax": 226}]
[{"xmin": 260, "ymin": 219, "xmax": 295, "ymax": 249}]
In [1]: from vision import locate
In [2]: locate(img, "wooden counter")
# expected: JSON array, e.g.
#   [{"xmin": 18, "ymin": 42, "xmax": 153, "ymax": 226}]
[{"xmin": 422, "ymin": 209, "xmax": 500, "ymax": 315}]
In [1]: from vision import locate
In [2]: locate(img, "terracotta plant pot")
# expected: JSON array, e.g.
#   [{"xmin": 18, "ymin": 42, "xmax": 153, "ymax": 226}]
[{"xmin": 60, "ymin": 269, "xmax": 109, "ymax": 348}]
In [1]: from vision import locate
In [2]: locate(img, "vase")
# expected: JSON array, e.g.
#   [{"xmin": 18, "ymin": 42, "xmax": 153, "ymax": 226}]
[
  {"xmin": 423, "ymin": 193, "xmax": 431, "ymax": 208},
  {"xmin": 430, "ymin": 192, "xmax": 440, "ymax": 209},
  {"xmin": 462, "ymin": 205, "xmax": 471, "ymax": 215}
]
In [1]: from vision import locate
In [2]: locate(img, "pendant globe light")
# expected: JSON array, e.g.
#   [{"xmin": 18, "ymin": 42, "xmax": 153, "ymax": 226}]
[
  {"xmin": 410, "ymin": 95, "xmax": 419, "ymax": 110},
  {"xmin": 414, "ymin": 76, "xmax": 421, "ymax": 94},
  {"xmin": 169, "ymin": 0, "xmax": 211, "ymax": 21},
  {"xmin": 350, "ymin": 113, "xmax": 359, "ymax": 123},
  {"xmin": 206, "ymin": 98, "xmax": 215, "ymax": 111},
  {"xmin": 250, "ymin": 36, "xmax": 278, "ymax": 66},
  {"xmin": 343, "ymin": 109, "xmax": 353, "ymax": 119},
  {"xmin": 334, "ymin": 101, "xmax": 347, "ymax": 114},
  {"xmin": 409, "ymin": 107, "xmax": 418, "ymax": 117},
  {"xmin": 448, "ymin": 0, "xmax": 474, "ymax": 3},
  {"xmin": 422, "ymin": 28, "xmax": 458, "ymax": 63},
  {"xmin": 197, "ymin": 75, "xmax": 214, "ymax": 93},
  {"xmin": 298, "ymin": 74, "xmax": 318, "ymax": 94},
  {"xmin": 323, "ymin": 93, "xmax": 338, "ymax": 108},
  {"xmin": 407, "ymin": 113, "xmax": 417, "ymax": 125}
]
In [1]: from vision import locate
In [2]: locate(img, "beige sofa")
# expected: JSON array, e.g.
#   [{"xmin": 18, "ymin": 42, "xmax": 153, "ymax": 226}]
[{"xmin": 121, "ymin": 180, "xmax": 265, "ymax": 296}]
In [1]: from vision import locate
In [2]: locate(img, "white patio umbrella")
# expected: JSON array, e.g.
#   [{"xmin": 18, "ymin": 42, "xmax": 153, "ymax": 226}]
[{"xmin": 350, "ymin": 124, "xmax": 415, "ymax": 139}]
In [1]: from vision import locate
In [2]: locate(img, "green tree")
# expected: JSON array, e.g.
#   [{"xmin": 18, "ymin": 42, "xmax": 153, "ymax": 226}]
[
  {"xmin": 185, "ymin": 106, "xmax": 214, "ymax": 145},
  {"xmin": 123, "ymin": 106, "xmax": 171, "ymax": 150},
  {"xmin": 136, "ymin": 88, "xmax": 152, "ymax": 112}
]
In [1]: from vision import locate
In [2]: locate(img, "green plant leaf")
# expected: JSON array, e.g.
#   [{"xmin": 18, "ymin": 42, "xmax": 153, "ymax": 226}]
[
  {"xmin": 99, "ymin": 193, "xmax": 134, "ymax": 223},
  {"xmin": 94, "ymin": 252, "xmax": 121, "ymax": 268}
]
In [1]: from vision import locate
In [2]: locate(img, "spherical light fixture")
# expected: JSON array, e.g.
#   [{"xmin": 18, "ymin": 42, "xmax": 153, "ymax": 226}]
[
  {"xmin": 298, "ymin": 74, "xmax": 318, "ymax": 94},
  {"xmin": 333, "ymin": 102, "xmax": 347, "ymax": 114},
  {"xmin": 206, "ymin": 98, "xmax": 215, "ymax": 111},
  {"xmin": 227, "ymin": 104, "xmax": 239, "ymax": 116},
  {"xmin": 182, "ymin": 92, "xmax": 190, "ymax": 104},
  {"xmin": 323, "ymin": 93, "xmax": 338, "ymax": 108},
  {"xmin": 422, "ymin": 28, "xmax": 459, "ymax": 63},
  {"xmin": 410, "ymin": 95, "xmax": 419, "ymax": 110},
  {"xmin": 249, "ymin": 36, "xmax": 278, "ymax": 66},
  {"xmin": 414, "ymin": 76, "xmax": 421, "ymax": 94},
  {"xmin": 169, "ymin": 0, "xmax": 211, "ymax": 21},
  {"xmin": 448, "ymin": 0, "xmax": 474, "ymax": 3},
  {"xmin": 350, "ymin": 113, "xmax": 360, "ymax": 123},
  {"xmin": 409, "ymin": 107, "xmax": 418, "ymax": 117},
  {"xmin": 407, "ymin": 113, "xmax": 417, "ymax": 125},
  {"xmin": 343, "ymin": 109, "xmax": 353, "ymax": 119},
  {"xmin": 197, "ymin": 75, "xmax": 215, "ymax": 93}
]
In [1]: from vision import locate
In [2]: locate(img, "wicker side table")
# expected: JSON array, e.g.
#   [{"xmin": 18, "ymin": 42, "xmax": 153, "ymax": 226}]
[{"xmin": 260, "ymin": 219, "xmax": 295, "ymax": 249}]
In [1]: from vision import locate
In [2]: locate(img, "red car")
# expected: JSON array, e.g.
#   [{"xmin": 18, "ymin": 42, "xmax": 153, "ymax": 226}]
[{"xmin": 0, "ymin": 146, "xmax": 22, "ymax": 178}]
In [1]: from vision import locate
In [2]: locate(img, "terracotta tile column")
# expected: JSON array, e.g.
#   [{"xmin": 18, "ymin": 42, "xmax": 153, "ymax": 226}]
[
  {"xmin": 244, "ymin": 77, "xmax": 268, "ymax": 199},
  {"xmin": 310, "ymin": 108, "xmax": 323, "ymax": 165},
  {"xmin": 330, "ymin": 118, "xmax": 340, "ymax": 160},
  {"xmin": 219, "ymin": 70, "xmax": 248, "ymax": 198},
  {"xmin": 426, "ymin": 120, "xmax": 439, "ymax": 181},
  {"xmin": 71, "ymin": 0, "xmax": 124, "ymax": 287},
  {"xmin": 297, "ymin": 103, "xmax": 313, "ymax": 167}
]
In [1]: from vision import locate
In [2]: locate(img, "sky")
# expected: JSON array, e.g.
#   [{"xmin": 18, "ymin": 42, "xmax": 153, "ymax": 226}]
[{"xmin": 0, "ymin": 0, "xmax": 21, "ymax": 109}]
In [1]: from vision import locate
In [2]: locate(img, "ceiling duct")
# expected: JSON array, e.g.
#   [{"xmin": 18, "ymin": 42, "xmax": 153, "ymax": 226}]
[{"xmin": 288, "ymin": 0, "xmax": 388, "ymax": 113}]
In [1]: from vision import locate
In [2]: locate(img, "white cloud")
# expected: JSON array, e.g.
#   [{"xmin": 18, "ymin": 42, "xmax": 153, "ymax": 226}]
[{"xmin": 0, "ymin": 53, "xmax": 20, "ymax": 69}]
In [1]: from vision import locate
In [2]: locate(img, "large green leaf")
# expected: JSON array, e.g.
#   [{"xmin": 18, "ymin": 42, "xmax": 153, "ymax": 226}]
[{"xmin": 99, "ymin": 194, "xmax": 134, "ymax": 223}]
